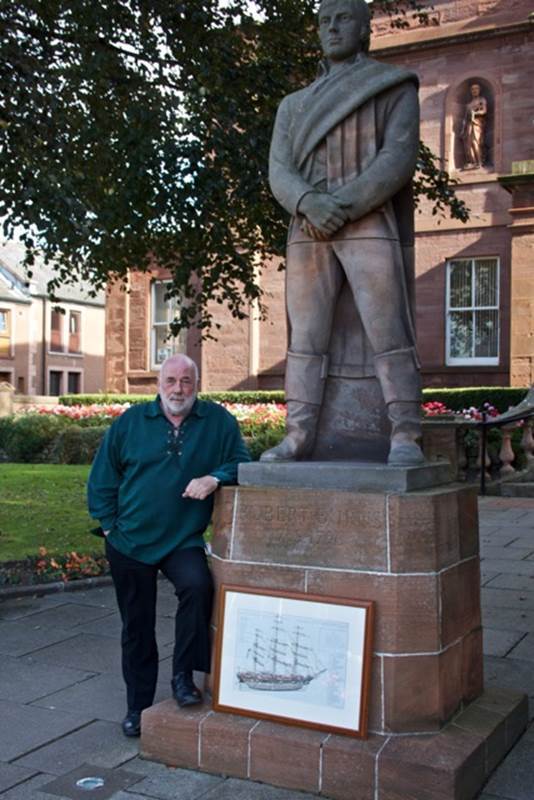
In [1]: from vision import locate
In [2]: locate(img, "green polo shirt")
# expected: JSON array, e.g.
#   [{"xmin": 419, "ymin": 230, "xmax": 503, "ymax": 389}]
[{"xmin": 87, "ymin": 397, "xmax": 250, "ymax": 564}]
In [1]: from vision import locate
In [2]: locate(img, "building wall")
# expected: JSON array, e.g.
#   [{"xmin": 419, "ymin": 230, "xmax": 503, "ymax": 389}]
[
  {"xmin": 0, "ymin": 296, "xmax": 105, "ymax": 396},
  {"xmin": 373, "ymin": 0, "xmax": 534, "ymax": 387},
  {"xmin": 0, "ymin": 301, "xmax": 31, "ymax": 392}
]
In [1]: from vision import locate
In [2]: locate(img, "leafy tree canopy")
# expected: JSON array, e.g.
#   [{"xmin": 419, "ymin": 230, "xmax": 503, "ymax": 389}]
[{"xmin": 0, "ymin": 0, "xmax": 468, "ymax": 334}]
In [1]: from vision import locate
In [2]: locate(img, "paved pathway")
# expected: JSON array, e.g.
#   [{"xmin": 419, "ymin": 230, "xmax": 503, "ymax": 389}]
[{"xmin": 0, "ymin": 496, "xmax": 533, "ymax": 800}]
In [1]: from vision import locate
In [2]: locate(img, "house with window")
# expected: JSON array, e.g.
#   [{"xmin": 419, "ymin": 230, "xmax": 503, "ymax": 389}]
[
  {"xmin": 106, "ymin": 0, "xmax": 534, "ymax": 393},
  {"xmin": 0, "ymin": 240, "xmax": 105, "ymax": 396}
]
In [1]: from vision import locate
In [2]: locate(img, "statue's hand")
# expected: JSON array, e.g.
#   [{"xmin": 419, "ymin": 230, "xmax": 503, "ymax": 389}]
[
  {"xmin": 300, "ymin": 219, "xmax": 330, "ymax": 241},
  {"xmin": 298, "ymin": 192, "xmax": 350, "ymax": 237}
]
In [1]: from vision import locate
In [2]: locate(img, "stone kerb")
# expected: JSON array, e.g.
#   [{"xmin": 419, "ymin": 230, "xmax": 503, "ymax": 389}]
[{"xmin": 210, "ymin": 482, "xmax": 482, "ymax": 735}]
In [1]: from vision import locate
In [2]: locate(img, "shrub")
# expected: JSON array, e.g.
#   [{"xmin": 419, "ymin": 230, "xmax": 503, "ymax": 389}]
[
  {"xmin": 60, "ymin": 390, "xmax": 286, "ymax": 406},
  {"xmin": 50, "ymin": 425, "xmax": 108, "ymax": 464},
  {"xmin": 2, "ymin": 414, "xmax": 67, "ymax": 462},
  {"xmin": 421, "ymin": 387, "xmax": 528, "ymax": 413}
]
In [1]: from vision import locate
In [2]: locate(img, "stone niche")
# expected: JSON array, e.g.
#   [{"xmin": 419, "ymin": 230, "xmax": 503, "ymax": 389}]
[{"xmin": 448, "ymin": 76, "xmax": 496, "ymax": 172}]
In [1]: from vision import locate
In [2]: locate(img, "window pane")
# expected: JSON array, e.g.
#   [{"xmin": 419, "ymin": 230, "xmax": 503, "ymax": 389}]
[
  {"xmin": 68, "ymin": 372, "xmax": 80, "ymax": 393},
  {"xmin": 49, "ymin": 371, "xmax": 62, "ymax": 395},
  {"xmin": 153, "ymin": 282, "xmax": 179, "ymax": 324},
  {"xmin": 449, "ymin": 311, "xmax": 473, "ymax": 358},
  {"xmin": 475, "ymin": 259, "xmax": 498, "ymax": 307},
  {"xmin": 68, "ymin": 312, "xmax": 81, "ymax": 353},
  {"xmin": 50, "ymin": 310, "xmax": 63, "ymax": 352},
  {"xmin": 153, "ymin": 283, "xmax": 168, "ymax": 323},
  {"xmin": 154, "ymin": 327, "xmax": 180, "ymax": 365},
  {"xmin": 0, "ymin": 310, "xmax": 9, "ymax": 358},
  {"xmin": 449, "ymin": 261, "xmax": 472, "ymax": 308},
  {"xmin": 474, "ymin": 309, "xmax": 499, "ymax": 358},
  {"xmin": 69, "ymin": 311, "xmax": 80, "ymax": 334}
]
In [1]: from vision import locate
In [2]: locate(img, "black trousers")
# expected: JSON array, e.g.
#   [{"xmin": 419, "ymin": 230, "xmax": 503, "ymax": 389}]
[{"xmin": 105, "ymin": 540, "xmax": 214, "ymax": 713}]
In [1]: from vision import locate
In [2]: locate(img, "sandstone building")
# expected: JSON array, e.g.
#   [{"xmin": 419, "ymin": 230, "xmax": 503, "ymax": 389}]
[
  {"xmin": 105, "ymin": 0, "xmax": 534, "ymax": 394},
  {"xmin": 0, "ymin": 241, "xmax": 105, "ymax": 396}
]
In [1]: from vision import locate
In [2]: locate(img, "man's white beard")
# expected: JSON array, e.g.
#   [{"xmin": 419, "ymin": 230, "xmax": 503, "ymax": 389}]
[{"xmin": 161, "ymin": 393, "xmax": 197, "ymax": 418}]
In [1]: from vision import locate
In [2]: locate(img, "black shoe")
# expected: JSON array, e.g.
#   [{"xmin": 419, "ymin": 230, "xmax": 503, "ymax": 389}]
[
  {"xmin": 122, "ymin": 710, "xmax": 141, "ymax": 737},
  {"xmin": 171, "ymin": 671, "xmax": 202, "ymax": 708}
]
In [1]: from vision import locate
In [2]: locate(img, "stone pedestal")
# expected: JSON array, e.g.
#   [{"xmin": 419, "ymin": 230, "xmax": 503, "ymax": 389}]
[{"xmin": 141, "ymin": 474, "xmax": 528, "ymax": 799}]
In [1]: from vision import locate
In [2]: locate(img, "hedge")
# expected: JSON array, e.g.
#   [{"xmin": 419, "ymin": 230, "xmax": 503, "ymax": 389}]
[
  {"xmin": 60, "ymin": 387, "xmax": 528, "ymax": 413},
  {"xmin": 59, "ymin": 391, "xmax": 286, "ymax": 406},
  {"xmin": 421, "ymin": 387, "xmax": 528, "ymax": 413}
]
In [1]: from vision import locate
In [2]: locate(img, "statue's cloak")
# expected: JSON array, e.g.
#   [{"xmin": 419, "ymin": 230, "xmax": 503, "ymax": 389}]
[{"xmin": 269, "ymin": 56, "xmax": 420, "ymax": 377}]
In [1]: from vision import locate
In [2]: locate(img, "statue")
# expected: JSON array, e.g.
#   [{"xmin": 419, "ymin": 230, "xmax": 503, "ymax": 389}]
[
  {"xmin": 260, "ymin": 0, "xmax": 424, "ymax": 466},
  {"xmin": 460, "ymin": 83, "xmax": 487, "ymax": 169}
]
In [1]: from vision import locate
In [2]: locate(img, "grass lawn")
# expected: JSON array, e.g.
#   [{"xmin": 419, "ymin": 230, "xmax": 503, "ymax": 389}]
[{"xmin": 0, "ymin": 463, "xmax": 102, "ymax": 561}]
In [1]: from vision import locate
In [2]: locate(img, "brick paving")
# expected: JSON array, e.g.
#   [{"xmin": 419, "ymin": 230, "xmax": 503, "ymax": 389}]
[{"xmin": 0, "ymin": 496, "xmax": 533, "ymax": 799}]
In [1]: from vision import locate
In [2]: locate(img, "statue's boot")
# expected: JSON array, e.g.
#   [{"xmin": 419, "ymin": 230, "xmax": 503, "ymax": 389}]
[
  {"xmin": 374, "ymin": 347, "xmax": 425, "ymax": 466},
  {"xmin": 260, "ymin": 351, "xmax": 326, "ymax": 462}
]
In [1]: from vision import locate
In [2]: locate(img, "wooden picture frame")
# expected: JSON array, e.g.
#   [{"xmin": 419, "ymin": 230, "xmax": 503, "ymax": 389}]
[{"xmin": 212, "ymin": 585, "xmax": 374, "ymax": 738}]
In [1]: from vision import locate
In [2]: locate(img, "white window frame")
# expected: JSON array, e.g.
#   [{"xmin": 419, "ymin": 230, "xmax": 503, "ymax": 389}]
[
  {"xmin": 445, "ymin": 256, "xmax": 500, "ymax": 366},
  {"xmin": 150, "ymin": 280, "xmax": 187, "ymax": 370}
]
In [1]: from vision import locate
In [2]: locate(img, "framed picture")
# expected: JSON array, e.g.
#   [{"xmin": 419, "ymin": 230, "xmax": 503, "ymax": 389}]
[{"xmin": 212, "ymin": 585, "xmax": 374, "ymax": 738}]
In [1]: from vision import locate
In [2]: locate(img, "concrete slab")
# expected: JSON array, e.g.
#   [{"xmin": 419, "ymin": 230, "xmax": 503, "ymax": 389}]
[
  {"xmin": 14, "ymin": 720, "xmax": 139, "ymax": 775},
  {"xmin": 482, "ymin": 588, "xmax": 534, "ymax": 610},
  {"xmin": 31, "ymin": 673, "xmax": 172, "ymax": 723},
  {"xmin": 483, "ymin": 546, "xmax": 534, "ymax": 560},
  {"xmin": 0, "ymin": 764, "xmax": 37, "ymax": 794},
  {"xmin": 481, "ymin": 533, "xmax": 521, "ymax": 547},
  {"xmin": 485, "ymin": 732, "xmax": 534, "ymax": 800},
  {"xmin": 481, "ymin": 606, "xmax": 534, "ymax": 633},
  {"xmin": 484, "ymin": 574, "xmax": 534, "ymax": 591},
  {"xmin": 117, "ymin": 757, "xmax": 224, "ymax": 799},
  {"xmin": 0, "ymin": 654, "xmax": 94, "ymax": 703},
  {"xmin": 481, "ymin": 573, "xmax": 501, "ymax": 587},
  {"xmin": 75, "ymin": 612, "xmax": 175, "ymax": 646},
  {"xmin": 0, "ymin": 621, "xmax": 77, "ymax": 657},
  {"xmin": 201, "ymin": 776, "xmax": 322, "ymax": 800},
  {"xmin": 478, "ymin": 559, "xmax": 534, "ymax": 577},
  {"xmin": 0, "ymin": 774, "xmax": 71, "ymax": 800},
  {"xmin": 26, "ymin": 634, "xmax": 122, "ymax": 674},
  {"xmin": 0, "ymin": 700, "xmax": 91, "ymax": 761},
  {"xmin": 1, "ymin": 602, "xmax": 113, "ymax": 629},
  {"xmin": 508, "ymin": 633, "xmax": 534, "ymax": 662},
  {"xmin": 238, "ymin": 460, "xmax": 451, "ymax": 492},
  {"xmin": 483, "ymin": 628, "xmax": 527, "ymax": 658},
  {"xmin": 484, "ymin": 656, "xmax": 534, "ymax": 706},
  {"xmin": 0, "ymin": 594, "xmax": 69, "ymax": 621},
  {"xmin": 40, "ymin": 764, "xmax": 142, "ymax": 800},
  {"xmin": 56, "ymin": 587, "xmax": 118, "ymax": 608}
]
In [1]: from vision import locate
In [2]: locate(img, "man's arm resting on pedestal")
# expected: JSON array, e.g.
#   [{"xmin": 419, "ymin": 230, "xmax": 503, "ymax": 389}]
[{"xmin": 182, "ymin": 414, "xmax": 251, "ymax": 501}]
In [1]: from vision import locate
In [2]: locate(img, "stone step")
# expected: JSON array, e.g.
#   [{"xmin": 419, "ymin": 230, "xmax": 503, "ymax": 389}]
[
  {"xmin": 501, "ymin": 482, "xmax": 534, "ymax": 498},
  {"xmin": 140, "ymin": 689, "xmax": 528, "ymax": 800}
]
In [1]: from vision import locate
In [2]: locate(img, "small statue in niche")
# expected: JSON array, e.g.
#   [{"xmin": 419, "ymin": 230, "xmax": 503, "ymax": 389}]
[{"xmin": 460, "ymin": 83, "xmax": 487, "ymax": 169}]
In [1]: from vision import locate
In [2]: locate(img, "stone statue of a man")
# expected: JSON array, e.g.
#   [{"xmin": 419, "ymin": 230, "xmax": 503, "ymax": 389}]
[{"xmin": 261, "ymin": 0, "xmax": 424, "ymax": 467}]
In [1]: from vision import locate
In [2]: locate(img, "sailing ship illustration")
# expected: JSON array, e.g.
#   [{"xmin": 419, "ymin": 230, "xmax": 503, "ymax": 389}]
[{"xmin": 237, "ymin": 616, "xmax": 326, "ymax": 692}]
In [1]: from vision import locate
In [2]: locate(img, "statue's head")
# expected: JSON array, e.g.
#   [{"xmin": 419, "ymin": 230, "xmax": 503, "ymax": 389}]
[
  {"xmin": 470, "ymin": 83, "xmax": 481, "ymax": 97},
  {"xmin": 318, "ymin": 0, "xmax": 371, "ymax": 62}
]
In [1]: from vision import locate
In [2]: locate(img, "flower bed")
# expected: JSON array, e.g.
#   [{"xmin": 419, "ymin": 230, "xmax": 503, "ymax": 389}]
[{"xmin": 1, "ymin": 398, "xmax": 525, "ymax": 465}]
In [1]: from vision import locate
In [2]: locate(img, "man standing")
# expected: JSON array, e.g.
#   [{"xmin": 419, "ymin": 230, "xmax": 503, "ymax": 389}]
[
  {"xmin": 88, "ymin": 354, "xmax": 250, "ymax": 737},
  {"xmin": 261, "ymin": 0, "xmax": 424, "ymax": 466}
]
